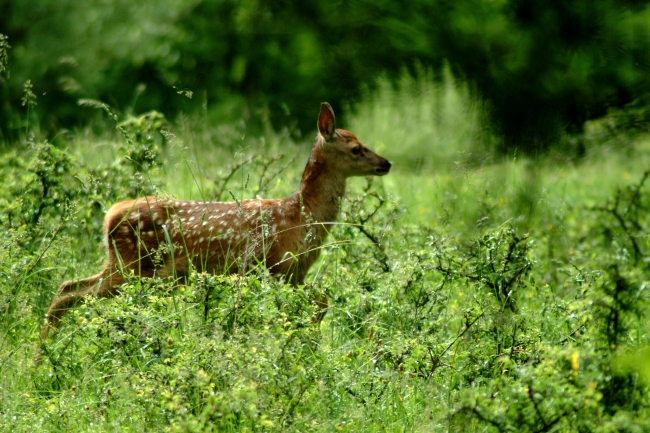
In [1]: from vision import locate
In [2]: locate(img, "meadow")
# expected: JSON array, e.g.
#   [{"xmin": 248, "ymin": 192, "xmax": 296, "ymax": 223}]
[{"xmin": 1, "ymin": 72, "xmax": 650, "ymax": 432}]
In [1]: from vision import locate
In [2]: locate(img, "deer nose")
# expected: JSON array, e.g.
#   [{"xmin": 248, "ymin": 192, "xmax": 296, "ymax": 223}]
[{"xmin": 376, "ymin": 160, "xmax": 391, "ymax": 175}]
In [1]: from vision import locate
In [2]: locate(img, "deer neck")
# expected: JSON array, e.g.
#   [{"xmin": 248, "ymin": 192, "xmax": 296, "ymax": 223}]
[{"xmin": 295, "ymin": 146, "xmax": 346, "ymax": 224}]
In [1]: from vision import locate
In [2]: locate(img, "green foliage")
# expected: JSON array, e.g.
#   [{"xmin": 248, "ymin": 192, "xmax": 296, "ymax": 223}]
[
  {"xmin": 347, "ymin": 66, "xmax": 495, "ymax": 169},
  {"xmin": 94, "ymin": 105, "xmax": 167, "ymax": 198},
  {"xmin": 1, "ymin": 90, "xmax": 650, "ymax": 431},
  {"xmin": 433, "ymin": 226, "xmax": 533, "ymax": 313},
  {"xmin": 0, "ymin": 34, "xmax": 10, "ymax": 76},
  {"xmin": 453, "ymin": 345, "xmax": 613, "ymax": 432},
  {"xmin": 4, "ymin": 1, "xmax": 650, "ymax": 151},
  {"xmin": 36, "ymin": 274, "xmax": 323, "ymax": 431},
  {"xmin": 433, "ymin": 0, "xmax": 650, "ymax": 147}
]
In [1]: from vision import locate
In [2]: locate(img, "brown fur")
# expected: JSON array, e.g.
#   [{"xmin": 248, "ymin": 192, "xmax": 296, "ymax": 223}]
[{"xmin": 40, "ymin": 102, "xmax": 391, "ymax": 339}]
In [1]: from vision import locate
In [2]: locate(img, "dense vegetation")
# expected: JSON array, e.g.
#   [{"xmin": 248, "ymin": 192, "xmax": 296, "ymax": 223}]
[
  {"xmin": 0, "ymin": 55, "xmax": 649, "ymax": 430},
  {"xmin": 2, "ymin": 2, "xmax": 650, "ymax": 429},
  {"xmin": 3, "ymin": 0, "xmax": 650, "ymax": 150}
]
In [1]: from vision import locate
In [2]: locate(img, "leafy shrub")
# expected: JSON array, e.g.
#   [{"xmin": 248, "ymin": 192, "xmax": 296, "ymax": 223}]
[
  {"xmin": 37, "ymin": 272, "xmax": 325, "ymax": 431},
  {"xmin": 1, "ymin": 99, "xmax": 650, "ymax": 431}
]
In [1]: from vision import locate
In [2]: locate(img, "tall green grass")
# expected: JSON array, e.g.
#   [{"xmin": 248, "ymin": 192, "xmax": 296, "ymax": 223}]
[
  {"xmin": 1, "ymin": 69, "xmax": 650, "ymax": 432},
  {"xmin": 347, "ymin": 65, "xmax": 496, "ymax": 171}
]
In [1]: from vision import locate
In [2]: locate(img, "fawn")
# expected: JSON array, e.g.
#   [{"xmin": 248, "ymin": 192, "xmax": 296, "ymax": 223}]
[{"xmin": 40, "ymin": 102, "xmax": 391, "ymax": 339}]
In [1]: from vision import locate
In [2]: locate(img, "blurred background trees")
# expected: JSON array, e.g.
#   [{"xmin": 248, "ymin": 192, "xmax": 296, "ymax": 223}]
[{"xmin": 2, "ymin": 0, "xmax": 650, "ymax": 152}]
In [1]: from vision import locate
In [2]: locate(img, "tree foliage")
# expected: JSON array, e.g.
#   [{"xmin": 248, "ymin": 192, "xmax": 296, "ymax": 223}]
[{"xmin": 3, "ymin": 0, "xmax": 650, "ymax": 150}]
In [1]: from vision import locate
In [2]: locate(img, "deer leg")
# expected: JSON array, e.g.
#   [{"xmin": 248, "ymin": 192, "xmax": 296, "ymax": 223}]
[{"xmin": 40, "ymin": 267, "xmax": 125, "ymax": 340}]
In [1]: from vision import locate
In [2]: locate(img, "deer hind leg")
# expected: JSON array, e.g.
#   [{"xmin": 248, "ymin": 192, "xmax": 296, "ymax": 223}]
[{"xmin": 39, "ymin": 266, "xmax": 125, "ymax": 340}]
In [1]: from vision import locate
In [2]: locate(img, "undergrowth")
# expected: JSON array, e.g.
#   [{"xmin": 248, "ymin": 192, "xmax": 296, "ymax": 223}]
[{"xmin": 0, "ymin": 77, "xmax": 650, "ymax": 432}]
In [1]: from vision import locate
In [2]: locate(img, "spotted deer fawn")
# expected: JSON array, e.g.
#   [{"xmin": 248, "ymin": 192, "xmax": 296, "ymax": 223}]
[{"xmin": 40, "ymin": 102, "xmax": 391, "ymax": 339}]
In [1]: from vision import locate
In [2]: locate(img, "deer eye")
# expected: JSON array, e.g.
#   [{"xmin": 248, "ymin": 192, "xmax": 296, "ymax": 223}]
[{"xmin": 351, "ymin": 146, "xmax": 361, "ymax": 155}]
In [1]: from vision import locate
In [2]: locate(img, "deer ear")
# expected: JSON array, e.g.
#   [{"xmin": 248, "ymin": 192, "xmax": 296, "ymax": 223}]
[{"xmin": 318, "ymin": 102, "xmax": 336, "ymax": 141}]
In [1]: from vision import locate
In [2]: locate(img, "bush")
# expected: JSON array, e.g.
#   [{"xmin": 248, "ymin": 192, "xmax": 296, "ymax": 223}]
[{"xmin": 0, "ymin": 92, "xmax": 649, "ymax": 431}]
